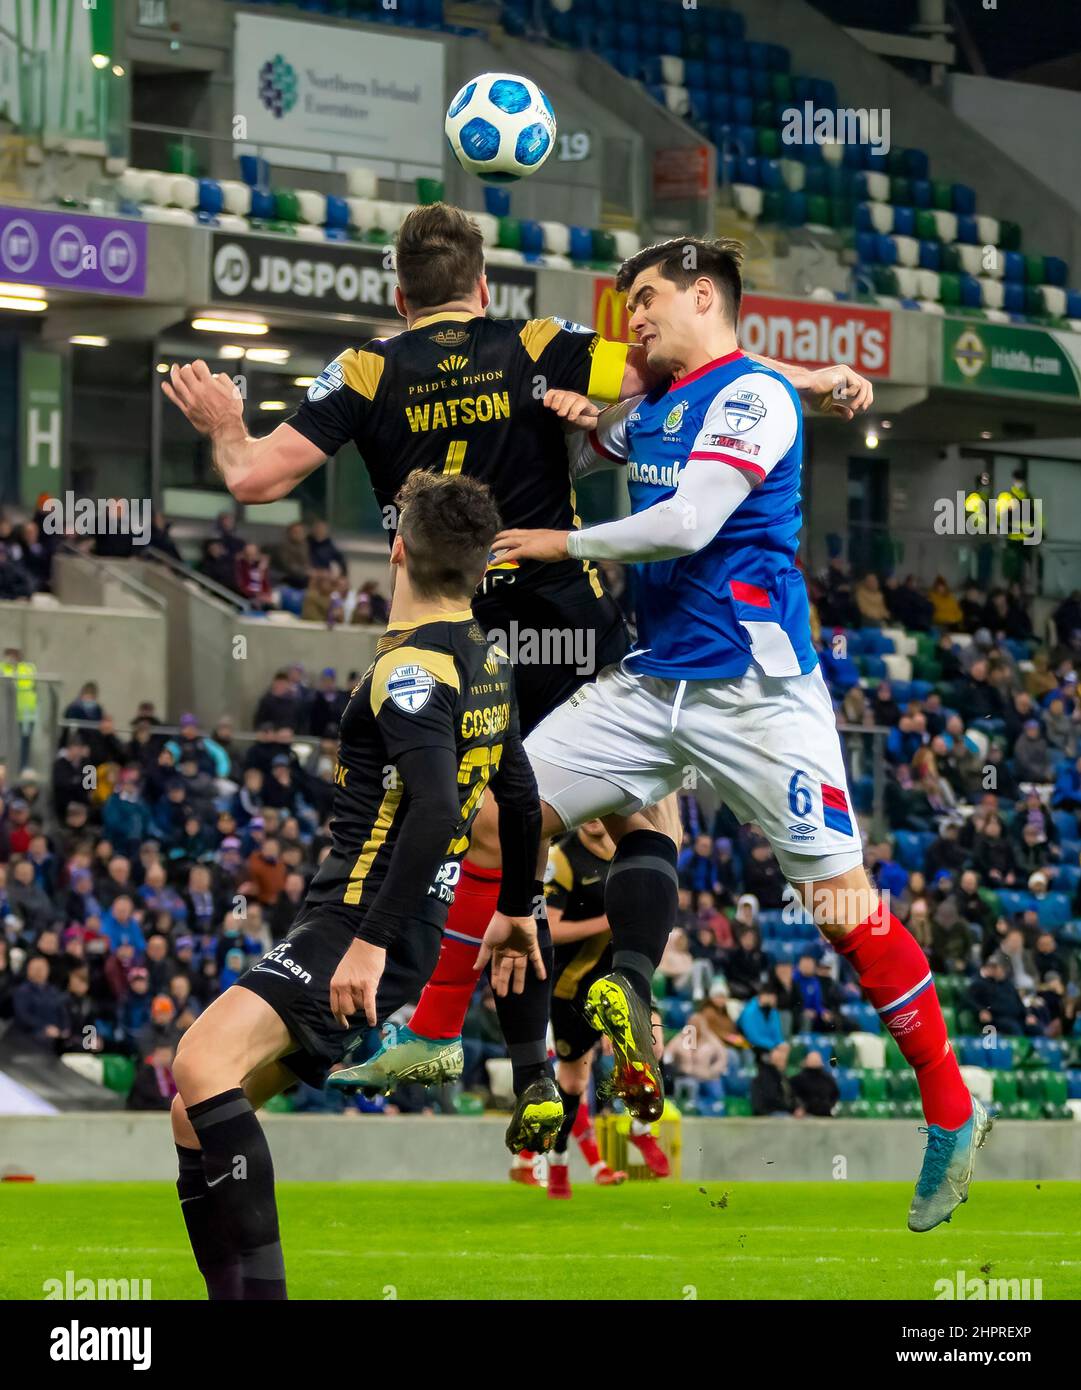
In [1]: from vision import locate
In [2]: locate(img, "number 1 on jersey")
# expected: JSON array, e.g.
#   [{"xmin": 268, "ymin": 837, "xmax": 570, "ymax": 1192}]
[{"xmin": 443, "ymin": 439, "xmax": 467, "ymax": 475}]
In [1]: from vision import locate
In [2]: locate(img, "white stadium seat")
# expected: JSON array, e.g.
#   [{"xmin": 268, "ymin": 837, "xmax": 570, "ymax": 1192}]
[
  {"xmin": 540, "ymin": 221, "xmax": 570, "ymax": 255},
  {"xmin": 960, "ymin": 1066, "xmax": 993, "ymax": 1105},
  {"xmin": 474, "ymin": 211, "xmax": 501, "ymax": 246},
  {"xmin": 660, "ymin": 55, "xmax": 684, "ymax": 85},
  {"xmin": 219, "ymin": 179, "xmax": 252, "ymax": 216},
  {"xmin": 731, "ymin": 183, "xmax": 763, "ymax": 219},
  {"xmin": 345, "ymin": 165, "xmax": 378, "ymax": 198},
  {"xmin": 295, "ymin": 190, "xmax": 326, "ymax": 224},
  {"xmin": 849, "ymin": 1032, "xmax": 885, "ymax": 1069}
]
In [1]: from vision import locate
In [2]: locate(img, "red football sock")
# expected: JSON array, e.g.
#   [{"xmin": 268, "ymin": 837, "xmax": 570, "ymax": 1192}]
[
  {"xmin": 572, "ymin": 1099, "xmax": 602, "ymax": 1168},
  {"xmin": 835, "ymin": 901, "xmax": 972, "ymax": 1130},
  {"xmin": 409, "ymin": 860, "xmax": 501, "ymax": 1040}
]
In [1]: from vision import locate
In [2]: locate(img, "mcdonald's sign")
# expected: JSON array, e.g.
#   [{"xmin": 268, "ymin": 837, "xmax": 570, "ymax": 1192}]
[
  {"xmin": 593, "ymin": 277, "xmax": 634, "ymax": 343},
  {"xmin": 592, "ymin": 277, "xmax": 892, "ymax": 375}
]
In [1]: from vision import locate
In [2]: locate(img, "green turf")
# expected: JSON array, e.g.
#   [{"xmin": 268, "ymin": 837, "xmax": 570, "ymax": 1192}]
[{"xmin": 2, "ymin": 1181, "xmax": 1077, "ymax": 1300}]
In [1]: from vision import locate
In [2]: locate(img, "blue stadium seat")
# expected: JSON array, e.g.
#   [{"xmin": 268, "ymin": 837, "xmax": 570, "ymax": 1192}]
[
  {"xmin": 1067, "ymin": 1070, "xmax": 1081, "ymax": 1100},
  {"xmin": 568, "ymin": 226, "xmax": 594, "ymax": 262},
  {"xmin": 892, "ymin": 206, "xmax": 916, "ymax": 237},
  {"xmin": 1003, "ymin": 251, "xmax": 1026, "ymax": 282},
  {"xmin": 909, "ymin": 680, "xmax": 934, "ymax": 700},
  {"xmin": 842, "ymin": 1002, "xmax": 880, "ymax": 1033},
  {"xmin": 1031, "ymin": 1039, "xmax": 1067, "ymax": 1071},
  {"xmin": 664, "ymin": 997, "xmax": 694, "ymax": 1028},
  {"xmin": 1053, "ymin": 811, "xmax": 1077, "ymax": 841},
  {"xmin": 836, "ymin": 1067, "xmax": 861, "ymax": 1102},
  {"xmin": 894, "ymin": 830, "xmax": 927, "ymax": 870},
  {"xmin": 1061, "ymin": 838, "xmax": 1081, "ymax": 860},
  {"xmin": 1054, "ymin": 864, "xmax": 1080, "ymax": 893},
  {"xmin": 952, "ymin": 183, "xmax": 977, "ymax": 214},
  {"xmin": 956, "ymin": 215, "xmax": 980, "ymax": 245}
]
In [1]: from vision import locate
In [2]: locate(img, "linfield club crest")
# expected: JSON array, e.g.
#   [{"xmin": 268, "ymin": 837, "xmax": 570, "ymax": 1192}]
[{"xmin": 664, "ymin": 399, "xmax": 688, "ymax": 434}]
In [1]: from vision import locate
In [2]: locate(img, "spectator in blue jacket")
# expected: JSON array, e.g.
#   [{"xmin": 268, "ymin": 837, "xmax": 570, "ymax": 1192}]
[
  {"xmin": 738, "ymin": 986, "xmax": 784, "ymax": 1054},
  {"xmin": 100, "ymin": 895, "xmax": 147, "ymax": 956},
  {"xmin": 678, "ymin": 834, "xmax": 719, "ymax": 896},
  {"xmin": 102, "ymin": 770, "xmax": 152, "ymax": 858},
  {"xmin": 1052, "ymin": 755, "xmax": 1081, "ymax": 814}
]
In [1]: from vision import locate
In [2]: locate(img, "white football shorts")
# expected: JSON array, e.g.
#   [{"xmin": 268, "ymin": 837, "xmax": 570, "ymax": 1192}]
[{"xmin": 525, "ymin": 660, "xmax": 864, "ymax": 882}]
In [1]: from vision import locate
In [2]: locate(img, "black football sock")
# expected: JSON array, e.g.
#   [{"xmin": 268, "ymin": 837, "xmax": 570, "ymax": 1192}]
[
  {"xmin": 187, "ymin": 1089, "xmax": 287, "ymax": 1302},
  {"xmin": 606, "ymin": 830, "xmax": 679, "ymax": 1004},
  {"xmin": 175, "ymin": 1144, "xmax": 243, "ymax": 1302},
  {"xmin": 489, "ymin": 883, "xmax": 554, "ymax": 1096},
  {"xmin": 553, "ymin": 1083, "xmax": 584, "ymax": 1154}
]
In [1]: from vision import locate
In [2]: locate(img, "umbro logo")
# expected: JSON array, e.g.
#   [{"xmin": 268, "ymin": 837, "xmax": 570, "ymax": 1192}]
[
  {"xmin": 788, "ymin": 821, "xmax": 816, "ymax": 840},
  {"xmin": 887, "ymin": 1009, "xmax": 921, "ymax": 1036}
]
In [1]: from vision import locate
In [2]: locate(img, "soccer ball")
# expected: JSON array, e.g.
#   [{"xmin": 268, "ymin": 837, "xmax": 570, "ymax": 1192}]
[{"xmin": 444, "ymin": 72, "xmax": 556, "ymax": 183}]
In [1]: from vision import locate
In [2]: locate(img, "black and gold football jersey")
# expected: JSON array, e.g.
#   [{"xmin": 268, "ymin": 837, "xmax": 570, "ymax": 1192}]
[
  {"xmin": 288, "ymin": 313, "xmax": 628, "ymax": 543},
  {"xmin": 305, "ymin": 608, "xmax": 531, "ymax": 936}
]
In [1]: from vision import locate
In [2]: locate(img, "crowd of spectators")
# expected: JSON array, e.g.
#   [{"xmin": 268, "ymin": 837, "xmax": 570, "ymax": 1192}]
[
  {"xmin": 195, "ymin": 513, "xmax": 389, "ymax": 625},
  {"xmin": 5, "ymin": 539, "xmax": 1081, "ymax": 1123},
  {"xmin": 0, "ymin": 503, "xmax": 389, "ymax": 628},
  {"xmin": 656, "ymin": 564, "xmax": 1081, "ymax": 1116}
]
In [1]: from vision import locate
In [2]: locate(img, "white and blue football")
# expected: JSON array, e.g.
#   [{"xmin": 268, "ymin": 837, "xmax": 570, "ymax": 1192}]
[{"xmin": 444, "ymin": 72, "xmax": 556, "ymax": 183}]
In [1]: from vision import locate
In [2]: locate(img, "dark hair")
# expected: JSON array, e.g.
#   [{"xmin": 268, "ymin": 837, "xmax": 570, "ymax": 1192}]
[
  {"xmin": 615, "ymin": 236, "xmax": 744, "ymax": 327},
  {"xmin": 395, "ymin": 203, "xmax": 485, "ymax": 312},
  {"xmin": 394, "ymin": 472, "xmax": 501, "ymax": 601}
]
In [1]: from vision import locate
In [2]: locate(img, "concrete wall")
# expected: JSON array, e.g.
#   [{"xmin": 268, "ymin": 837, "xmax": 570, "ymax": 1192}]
[
  {"xmin": 0, "ymin": 601, "xmax": 168, "ymax": 724},
  {"xmin": 128, "ymin": 562, "xmax": 381, "ymax": 727},
  {"xmin": 2, "ymin": 1112, "xmax": 1077, "ymax": 1182},
  {"xmin": 949, "ymin": 75, "xmax": 1081, "ymax": 220}
]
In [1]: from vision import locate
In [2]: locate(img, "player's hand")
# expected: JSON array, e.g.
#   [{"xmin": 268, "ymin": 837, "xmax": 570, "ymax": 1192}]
[
  {"xmin": 490, "ymin": 528, "xmax": 571, "ymax": 564},
  {"xmin": 161, "ymin": 359, "xmax": 244, "ymax": 436},
  {"xmin": 802, "ymin": 364, "xmax": 873, "ymax": 420},
  {"xmin": 329, "ymin": 938, "xmax": 386, "ymax": 1027},
  {"xmin": 543, "ymin": 389, "xmax": 600, "ymax": 431},
  {"xmin": 474, "ymin": 911, "xmax": 546, "ymax": 996}
]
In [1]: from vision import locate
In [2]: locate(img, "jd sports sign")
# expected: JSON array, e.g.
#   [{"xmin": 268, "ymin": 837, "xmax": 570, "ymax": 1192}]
[{"xmin": 210, "ymin": 233, "xmax": 536, "ymax": 319}]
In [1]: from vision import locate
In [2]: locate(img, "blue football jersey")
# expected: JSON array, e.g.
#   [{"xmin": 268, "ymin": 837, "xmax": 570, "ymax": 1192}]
[{"xmin": 592, "ymin": 350, "xmax": 818, "ymax": 681}]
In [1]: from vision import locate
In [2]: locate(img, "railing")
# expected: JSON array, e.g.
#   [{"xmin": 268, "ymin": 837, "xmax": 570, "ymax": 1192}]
[
  {"xmin": 0, "ymin": 673, "xmax": 64, "ymax": 780},
  {"xmin": 56, "ymin": 543, "xmax": 167, "ymax": 613},
  {"xmin": 141, "ymin": 545, "xmax": 251, "ymax": 614}
]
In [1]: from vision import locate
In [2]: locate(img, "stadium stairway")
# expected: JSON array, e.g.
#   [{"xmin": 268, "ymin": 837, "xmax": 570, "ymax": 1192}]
[{"xmin": 0, "ymin": 1031, "xmax": 122, "ymax": 1113}]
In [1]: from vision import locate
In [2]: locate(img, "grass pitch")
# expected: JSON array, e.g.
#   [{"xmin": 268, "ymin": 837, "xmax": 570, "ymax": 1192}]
[{"xmin": 2, "ymin": 1181, "xmax": 1076, "ymax": 1300}]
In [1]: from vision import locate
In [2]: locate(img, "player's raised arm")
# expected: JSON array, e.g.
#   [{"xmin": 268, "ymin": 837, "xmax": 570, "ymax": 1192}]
[
  {"xmin": 494, "ymin": 372, "xmax": 797, "ymax": 566},
  {"xmin": 732, "ymin": 355, "xmax": 872, "ymax": 420}
]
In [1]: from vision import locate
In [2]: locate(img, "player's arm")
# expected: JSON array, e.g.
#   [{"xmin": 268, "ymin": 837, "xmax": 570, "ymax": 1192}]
[
  {"xmin": 743, "ymin": 356, "xmax": 873, "ymax": 419},
  {"xmin": 547, "ymin": 907, "xmax": 611, "ymax": 944},
  {"xmin": 162, "ymin": 348, "xmax": 378, "ymax": 504},
  {"xmin": 161, "ymin": 361, "xmax": 327, "ymax": 504},
  {"xmin": 494, "ymin": 373, "xmax": 797, "ymax": 565}
]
